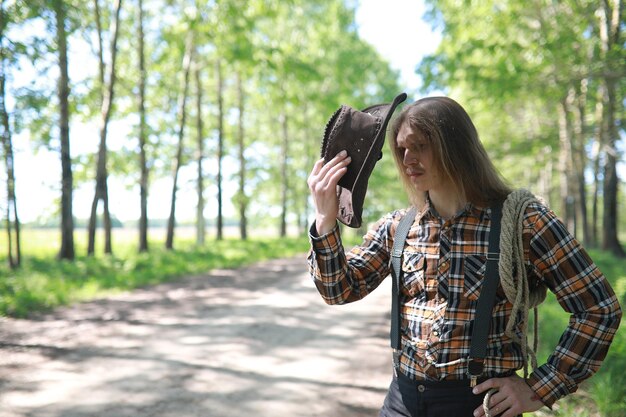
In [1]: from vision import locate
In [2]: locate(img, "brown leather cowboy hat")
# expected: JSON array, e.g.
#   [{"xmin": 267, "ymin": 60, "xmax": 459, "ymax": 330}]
[{"xmin": 321, "ymin": 92, "xmax": 407, "ymax": 228}]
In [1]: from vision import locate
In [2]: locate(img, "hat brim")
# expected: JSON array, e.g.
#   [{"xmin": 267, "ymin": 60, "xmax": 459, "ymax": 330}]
[{"xmin": 321, "ymin": 92, "xmax": 407, "ymax": 228}]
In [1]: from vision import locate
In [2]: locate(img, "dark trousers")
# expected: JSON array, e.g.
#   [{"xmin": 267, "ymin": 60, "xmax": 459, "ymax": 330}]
[{"xmin": 379, "ymin": 372, "xmax": 504, "ymax": 417}]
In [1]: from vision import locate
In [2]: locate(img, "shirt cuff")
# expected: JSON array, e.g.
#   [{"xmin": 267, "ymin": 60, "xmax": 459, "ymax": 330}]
[
  {"xmin": 526, "ymin": 363, "xmax": 578, "ymax": 408},
  {"xmin": 308, "ymin": 221, "xmax": 341, "ymax": 254}
]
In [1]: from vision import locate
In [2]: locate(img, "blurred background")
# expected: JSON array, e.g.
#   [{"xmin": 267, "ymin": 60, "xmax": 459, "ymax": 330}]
[{"xmin": 0, "ymin": 1, "xmax": 625, "ymax": 415}]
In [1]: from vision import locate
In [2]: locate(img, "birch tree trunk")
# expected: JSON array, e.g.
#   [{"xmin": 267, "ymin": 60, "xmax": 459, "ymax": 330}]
[
  {"xmin": 54, "ymin": 0, "xmax": 74, "ymax": 261},
  {"xmin": 137, "ymin": 0, "xmax": 149, "ymax": 252},
  {"xmin": 215, "ymin": 59, "xmax": 224, "ymax": 241},
  {"xmin": 598, "ymin": 0, "xmax": 625, "ymax": 257},
  {"xmin": 236, "ymin": 71, "xmax": 247, "ymax": 240},
  {"xmin": 165, "ymin": 31, "xmax": 194, "ymax": 250},
  {"xmin": 557, "ymin": 99, "xmax": 576, "ymax": 235},
  {"xmin": 591, "ymin": 85, "xmax": 606, "ymax": 247},
  {"xmin": 568, "ymin": 82, "xmax": 590, "ymax": 246},
  {"xmin": 279, "ymin": 112, "xmax": 289, "ymax": 237},
  {"xmin": 88, "ymin": 0, "xmax": 123, "ymax": 255},
  {"xmin": 195, "ymin": 59, "xmax": 205, "ymax": 246},
  {"xmin": 302, "ymin": 104, "xmax": 314, "ymax": 235},
  {"xmin": 1, "ymin": 26, "xmax": 21, "ymax": 268}
]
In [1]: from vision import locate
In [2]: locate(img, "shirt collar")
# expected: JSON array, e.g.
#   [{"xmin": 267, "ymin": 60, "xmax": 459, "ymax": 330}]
[{"xmin": 419, "ymin": 194, "xmax": 485, "ymax": 222}]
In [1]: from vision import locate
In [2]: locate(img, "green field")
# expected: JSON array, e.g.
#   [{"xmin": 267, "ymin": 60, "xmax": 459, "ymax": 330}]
[{"xmin": 0, "ymin": 228, "xmax": 311, "ymax": 317}]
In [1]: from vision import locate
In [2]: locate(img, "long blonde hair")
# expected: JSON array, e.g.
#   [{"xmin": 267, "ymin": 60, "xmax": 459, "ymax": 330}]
[{"xmin": 390, "ymin": 96, "xmax": 511, "ymax": 207}]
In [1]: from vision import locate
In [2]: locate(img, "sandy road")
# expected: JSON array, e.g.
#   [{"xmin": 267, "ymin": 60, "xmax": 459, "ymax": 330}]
[{"xmin": 0, "ymin": 256, "xmax": 394, "ymax": 417}]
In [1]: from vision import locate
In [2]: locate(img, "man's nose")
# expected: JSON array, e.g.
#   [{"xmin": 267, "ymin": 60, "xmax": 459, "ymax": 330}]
[{"xmin": 403, "ymin": 149, "xmax": 417, "ymax": 165}]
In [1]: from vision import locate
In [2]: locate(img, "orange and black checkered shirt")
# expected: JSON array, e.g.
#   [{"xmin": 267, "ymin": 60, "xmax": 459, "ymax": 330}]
[{"xmin": 308, "ymin": 200, "xmax": 621, "ymax": 407}]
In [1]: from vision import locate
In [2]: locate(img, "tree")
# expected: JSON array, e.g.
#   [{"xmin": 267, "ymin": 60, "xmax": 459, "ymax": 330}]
[
  {"xmin": 87, "ymin": 0, "xmax": 123, "ymax": 255},
  {"xmin": 0, "ymin": 0, "xmax": 21, "ymax": 268},
  {"xmin": 137, "ymin": 0, "xmax": 149, "ymax": 252},
  {"xmin": 165, "ymin": 28, "xmax": 194, "ymax": 250},
  {"xmin": 598, "ymin": 0, "xmax": 625, "ymax": 257},
  {"xmin": 235, "ymin": 70, "xmax": 248, "ymax": 240},
  {"xmin": 194, "ymin": 53, "xmax": 205, "ymax": 246},
  {"xmin": 54, "ymin": 0, "xmax": 75, "ymax": 261},
  {"xmin": 279, "ymin": 109, "xmax": 289, "ymax": 237},
  {"xmin": 215, "ymin": 58, "xmax": 225, "ymax": 241}
]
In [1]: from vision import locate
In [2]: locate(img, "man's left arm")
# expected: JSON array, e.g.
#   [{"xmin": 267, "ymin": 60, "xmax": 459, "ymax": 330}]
[
  {"xmin": 520, "ymin": 206, "xmax": 621, "ymax": 408},
  {"xmin": 474, "ymin": 205, "xmax": 621, "ymax": 417}
]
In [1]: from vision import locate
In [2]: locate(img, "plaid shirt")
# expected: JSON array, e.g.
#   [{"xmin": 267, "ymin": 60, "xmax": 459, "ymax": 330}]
[{"xmin": 308, "ymin": 200, "xmax": 621, "ymax": 407}]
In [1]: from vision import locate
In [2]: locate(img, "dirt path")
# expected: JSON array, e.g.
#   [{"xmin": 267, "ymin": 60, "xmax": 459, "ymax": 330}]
[{"xmin": 0, "ymin": 256, "xmax": 393, "ymax": 417}]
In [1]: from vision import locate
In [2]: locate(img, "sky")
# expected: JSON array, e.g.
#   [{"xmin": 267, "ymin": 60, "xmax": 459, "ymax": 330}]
[
  {"xmin": 8, "ymin": 0, "xmax": 440, "ymax": 224},
  {"xmin": 356, "ymin": 0, "xmax": 440, "ymax": 95}
]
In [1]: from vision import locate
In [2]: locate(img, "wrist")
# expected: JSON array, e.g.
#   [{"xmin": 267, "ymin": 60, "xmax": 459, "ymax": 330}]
[
  {"xmin": 315, "ymin": 215, "xmax": 336, "ymax": 236},
  {"xmin": 524, "ymin": 375, "xmax": 553, "ymax": 410}
]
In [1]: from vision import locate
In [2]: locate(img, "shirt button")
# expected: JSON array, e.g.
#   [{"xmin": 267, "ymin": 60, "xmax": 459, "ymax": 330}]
[
  {"xmin": 432, "ymin": 330, "xmax": 439, "ymax": 337},
  {"xmin": 418, "ymin": 385, "xmax": 426, "ymax": 393}
]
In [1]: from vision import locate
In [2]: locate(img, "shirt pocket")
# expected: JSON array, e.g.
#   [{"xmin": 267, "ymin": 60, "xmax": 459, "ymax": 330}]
[
  {"xmin": 463, "ymin": 254, "xmax": 486, "ymax": 301},
  {"xmin": 401, "ymin": 251, "xmax": 426, "ymax": 298}
]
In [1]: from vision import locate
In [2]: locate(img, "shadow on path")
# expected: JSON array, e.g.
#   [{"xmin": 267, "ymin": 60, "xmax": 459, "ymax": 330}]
[{"xmin": 0, "ymin": 256, "xmax": 393, "ymax": 417}]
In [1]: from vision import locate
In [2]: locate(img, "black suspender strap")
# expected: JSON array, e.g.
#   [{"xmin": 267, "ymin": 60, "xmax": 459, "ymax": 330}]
[
  {"xmin": 390, "ymin": 207, "xmax": 417, "ymax": 357},
  {"xmin": 389, "ymin": 202, "xmax": 503, "ymax": 384},
  {"xmin": 467, "ymin": 202, "xmax": 503, "ymax": 386}
]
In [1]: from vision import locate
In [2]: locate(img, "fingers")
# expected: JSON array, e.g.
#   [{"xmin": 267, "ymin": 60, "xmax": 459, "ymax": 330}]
[
  {"xmin": 472, "ymin": 378, "xmax": 495, "ymax": 395},
  {"xmin": 307, "ymin": 151, "xmax": 352, "ymax": 235},
  {"xmin": 308, "ymin": 151, "xmax": 351, "ymax": 193},
  {"xmin": 473, "ymin": 380, "xmax": 508, "ymax": 417},
  {"xmin": 316, "ymin": 151, "xmax": 351, "ymax": 176},
  {"xmin": 473, "ymin": 375, "xmax": 544, "ymax": 417},
  {"xmin": 485, "ymin": 392, "xmax": 513, "ymax": 417}
]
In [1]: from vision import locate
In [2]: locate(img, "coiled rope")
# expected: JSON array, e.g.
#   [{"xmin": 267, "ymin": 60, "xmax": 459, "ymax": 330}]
[{"xmin": 484, "ymin": 189, "xmax": 548, "ymax": 417}]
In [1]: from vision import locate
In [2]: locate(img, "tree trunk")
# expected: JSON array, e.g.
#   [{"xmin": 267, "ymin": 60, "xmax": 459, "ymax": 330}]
[
  {"xmin": 88, "ymin": 0, "xmax": 123, "ymax": 255},
  {"xmin": 557, "ymin": 100, "xmax": 576, "ymax": 235},
  {"xmin": 137, "ymin": 0, "xmax": 148, "ymax": 252},
  {"xmin": 93, "ymin": 0, "xmax": 105, "ymax": 91},
  {"xmin": 602, "ymin": 78, "xmax": 624, "ymax": 257},
  {"xmin": 215, "ymin": 59, "xmax": 224, "ymax": 241},
  {"xmin": 236, "ymin": 72, "xmax": 247, "ymax": 240},
  {"xmin": 280, "ymin": 112, "xmax": 289, "ymax": 237},
  {"xmin": 1, "ymin": 37, "xmax": 21, "ymax": 268},
  {"xmin": 568, "ymin": 82, "xmax": 590, "ymax": 246},
  {"xmin": 598, "ymin": 0, "xmax": 624, "ymax": 257},
  {"xmin": 195, "ymin": 58, "xmax": 205, "ymax": 246},
  {"xmin": 538, "ymin": 146, "xmax": 554, "ymax": 208},
  {"xmin": 302, "ymin": 105, "xmax": 314, "ymax": 236},
  {"xmin": 165, "ymin": 31, "xmax": 194, "ymax": 250},
  {"xmin": 54, "ymin": 0, "xmax": 74, "ymax": 261},
  {"xmin": 591, "ymin": 85, "xmax": 606, "ymax": 248},
  {"xmin": 88, "ymin": 0, "xmax": 103, "ymax": 256}
]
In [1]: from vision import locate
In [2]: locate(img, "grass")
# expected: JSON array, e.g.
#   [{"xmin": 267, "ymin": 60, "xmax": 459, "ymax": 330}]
[{"xmin": 0, "ymin": 227, "xmax": 310, "ymax": 318}]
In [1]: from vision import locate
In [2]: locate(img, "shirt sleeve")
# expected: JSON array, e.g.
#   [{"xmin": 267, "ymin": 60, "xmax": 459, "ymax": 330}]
[
  {"xmin": 524, "ymin": 204, "xmax": 622, "ymax": 407},
  {"xmin": 307, "ymin": 212, "xmax": 397, "ymax": 305}
]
